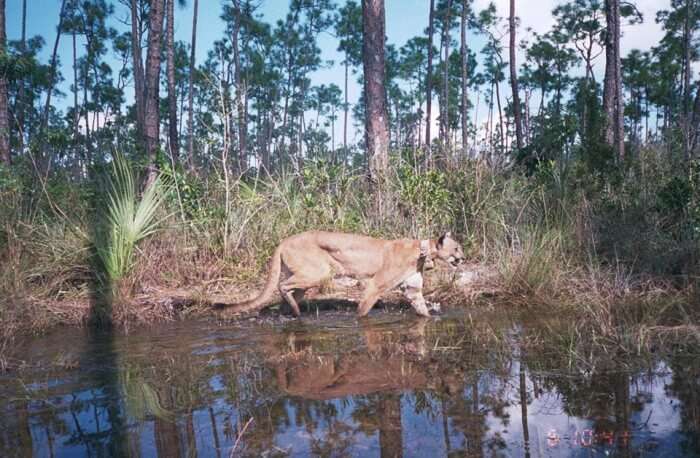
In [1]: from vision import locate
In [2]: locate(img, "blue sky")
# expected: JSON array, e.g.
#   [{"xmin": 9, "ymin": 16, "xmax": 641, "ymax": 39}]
[{"xmin": 5, "ymin": 0, "xmax": 673, "ymax": 144}]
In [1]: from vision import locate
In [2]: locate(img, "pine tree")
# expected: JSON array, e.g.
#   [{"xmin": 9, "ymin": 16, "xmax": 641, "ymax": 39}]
[
  {"xmin": 0, "ymin": 0, "xmax": 8, "ymax": 166},
  {"xmin": 509, "ymin": 0, "xmax": 524, "ymax": 151},
  {"xmin": 166, "ymin": 0, "xmax": 179, "ymax": 160},
  {"xmin": 144, "ymin": 0, "xmax": 166, "ymax": 181},
  {"xmin": 187, "ymin": 0, "xmax": 198, "ymax": 167},
  {"xmin": 362, "ymin": 0, "xmax": 389, "ymax": 182}
]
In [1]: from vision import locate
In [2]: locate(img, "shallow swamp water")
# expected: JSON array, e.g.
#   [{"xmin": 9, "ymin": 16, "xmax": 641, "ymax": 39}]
[{"xmin": 1, "ymin": 305, "xmax": 699, "ymax": 457}]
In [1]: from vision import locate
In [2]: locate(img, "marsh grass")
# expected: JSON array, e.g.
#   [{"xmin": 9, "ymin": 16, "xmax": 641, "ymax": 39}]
[
  {"xmin": 0, "ymin": 149, "xmax": 699, "ymax": 365},
  {"xmin": 494, "ymin": 223, "xmax": 570, "ymax": 296}
]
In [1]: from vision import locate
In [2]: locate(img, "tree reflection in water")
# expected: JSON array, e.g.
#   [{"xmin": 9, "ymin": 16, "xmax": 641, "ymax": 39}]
[{"xmin": 0, "ymin": 310, "xmax": 698, "ymax": 457}]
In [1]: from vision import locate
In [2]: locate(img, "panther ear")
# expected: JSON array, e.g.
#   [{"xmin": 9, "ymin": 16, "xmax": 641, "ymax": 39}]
[{"xmin": 437, "ymin": 232, "xmax": 448, "ymax": 248}]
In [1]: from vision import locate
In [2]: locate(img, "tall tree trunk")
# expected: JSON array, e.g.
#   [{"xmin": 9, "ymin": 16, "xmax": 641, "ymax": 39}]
[
  {"xmin": 178, "ymin": 80, "xmax": 185, "ymax": 138},
  {"xmin": 15, "ymin": 0, "xmax": 26, "ymax": 154},
  {"xmin": 280, "ymin": 49, "xmax": 296, "ymax": 157},
  {"xmin": 425, "ymin": 0, "xmax": 435, "ymax": 162},
  {"xmin": 131, "ymin": 0, "xmax": 146, "ymax": 145},
  {"xmin": 646, "ymin": 90, "xmax": 650, "ymax": 143},
  {"xmin": 362, "ymin": 0, "xmax": 390, "ymax": 183},
  {"xmin": 185, "ymin": 410, "xmax": 197, "ymax": 457},
  {"xmin": 72, "ymin": 31, "xmax": 79, "ymax": 138},
  {"xmin": 343, "ymin": 60, "xmax": 349, "ymax": 152},
  {"xmin": 0, "ymin": 0, "xmax": 8, "ymax": 166},
  {"xmin": 244, "ymin": 69, "xmax": 250, "ymax": 167},
  {"xmin": 684, "ymin": 0, "xmax": 694, "ymax": 158},
  {"xmin": 496, "ymin": 80, "xmax": 505, "ymax": 156},
  {"xmin": 581, "ymin": 41, "xmax": 594, "ymax": 142},
  {"xmin": 71, "ymin": 30, "xmax": 81, "ymax": 176},
  {"xmin": 225, "ymin": 73, "xmax": 237, "ymax": 171},
  {"xmin": 519, "ymin": 355, "xmax": 531, "ymax": 458},
  {"xmin": 473, "ymin": 86, "xmax": 479, "ymax": 148},
  {"xmin": 603, "ymin": 0, "xmax": 616, "ymax": 147},
  {"xmin": 690, "ymin": 82, "xmax": 700, "ymax": 150},
  {"xmin": 144, "ymin": 0, "xmax": 166, "ymax": 181},
  {"xmin": 378, "ymin": 395, "xmax": 403, "ymax": 458},
  {"xmin": 438, "ymin": 26, "xmax": 445, "ymax": 150},
  {"xmin": 395, "ymin": 99, "xmax": 401, "ymax": 149},
  {"xmin": 41, "ymin": 0, "xmax": 67, "ymax": 139},
  {"xmin": 509, "ymin": 0, "xmax": 524, "ymax": 151},
  {"xmin": 166, "ymin": 0, "xmax": 179, "ymax": 160},
  {"xmin": 441, "ymin": 397, "xmax": 451, "ymax": 454},
  {"xmin": 524, "ymin": 87, "xmax": 531, "ymax": 141},
  {"xmin": 154, "ymin": 416, "xmax": 183, "ymax": 458},
  {"xmin": 83, "ymin": 60, "xmax": 92, "ymax": 165},
  {"xmin": 460, "ymin": 0, "xmax": 469, "ymax": 157},
  {"xmin": 279, "ymin": 8, "xmax": 300, "ymax": 162},
  {"xmin": 441, "ymin": 0, "xmax": 453, "ymax": 157},
  {"xmin": 298, "ymin": 112, "xmax": 304, "ymax": 168},
  {"xmin": 16, "ymin": 401, "xmax": 33, "ymax": 455},
  {"xmin": 264, "ymin": 110, "xmax": 272, "ymax": 171},
  {"xmin": 331, "ymin": 108, "xmax": 336, "ymax": 154},
  {"xmin": 187, "ymin": 0, "xmax": 199, "ymax": 167},
  {"xmin": 613, "ymin": 0, "xmax": 624, "ymax": 161},
  {"xmin": 488, "ymin": 82, "xmax": 494, "ymax": 158},
  {"xmin": 232, "ymin": 0, "xmax": 247, "ymax": 172},
  {"xmin": 603, "ymin": 0, "xmax": 624, "ymax": 161}
]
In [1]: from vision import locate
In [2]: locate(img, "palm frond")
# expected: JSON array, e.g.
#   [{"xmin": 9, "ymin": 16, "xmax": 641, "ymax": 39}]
[{"xmin": 96, "ymin": 155, "xmax": 169, "ymax": 281}]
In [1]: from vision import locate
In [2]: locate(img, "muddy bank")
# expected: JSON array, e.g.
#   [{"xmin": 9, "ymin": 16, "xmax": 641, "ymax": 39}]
[
  {"xmin": 173, "ymin": 261, "xmax": 500, "ymax": 314},
  {"xmin": 1, "ymin": 262, "xmax": 500, "ymax": 340}
]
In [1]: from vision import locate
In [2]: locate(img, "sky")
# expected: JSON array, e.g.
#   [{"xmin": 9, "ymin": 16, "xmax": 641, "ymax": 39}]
[{"xmin": 5, "ymin": 0, "xmax": 673, "ymax": 145}]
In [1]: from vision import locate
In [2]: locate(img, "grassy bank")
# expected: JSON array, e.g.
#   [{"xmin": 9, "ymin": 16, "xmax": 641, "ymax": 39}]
[{"xmin": 1, "ymin": 149, "xmax": 699, "ymax": 354}]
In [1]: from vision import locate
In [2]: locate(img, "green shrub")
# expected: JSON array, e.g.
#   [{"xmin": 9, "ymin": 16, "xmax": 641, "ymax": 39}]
[{"xmin": 397, "ymin": 165, "xmax": 453, "ymax": 234}]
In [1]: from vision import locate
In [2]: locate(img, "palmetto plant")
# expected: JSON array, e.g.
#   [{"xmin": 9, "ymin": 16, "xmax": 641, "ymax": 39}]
[{"xmin": 96, "ymin": 155, "xmax": 168, "ymax": 282}]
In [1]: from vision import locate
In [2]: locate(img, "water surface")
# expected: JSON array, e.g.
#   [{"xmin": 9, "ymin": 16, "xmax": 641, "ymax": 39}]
[{"xmin": 1, "ymin": 307, "xmax": 698, "ymax": 457}]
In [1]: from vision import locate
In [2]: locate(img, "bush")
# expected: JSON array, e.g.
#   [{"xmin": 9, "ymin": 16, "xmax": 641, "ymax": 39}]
[{"xmin": 397, "ymin": 166, "xmax": 453, "ymax": 234}]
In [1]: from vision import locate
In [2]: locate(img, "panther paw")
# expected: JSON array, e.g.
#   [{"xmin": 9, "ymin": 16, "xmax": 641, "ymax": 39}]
[{"xmin": 427, "ymin": 301, "xmax": 442, "ymax": 314}]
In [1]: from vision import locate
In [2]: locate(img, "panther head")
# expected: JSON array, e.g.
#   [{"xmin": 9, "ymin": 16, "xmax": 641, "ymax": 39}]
[{"xmin": 434, "ymin": 232, "xmax": 466, "ymax": 268}]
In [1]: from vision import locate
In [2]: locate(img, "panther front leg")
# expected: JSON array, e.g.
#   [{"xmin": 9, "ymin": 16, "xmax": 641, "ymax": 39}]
[{"xmin": 400, "ymin": 272, "xmax": 431, "ymax": 317}]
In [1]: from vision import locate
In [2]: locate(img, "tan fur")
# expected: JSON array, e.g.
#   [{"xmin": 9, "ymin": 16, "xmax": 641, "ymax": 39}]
[{"xmin": 219, "ymin": 230, "xmax": 465, "ymax": 318}]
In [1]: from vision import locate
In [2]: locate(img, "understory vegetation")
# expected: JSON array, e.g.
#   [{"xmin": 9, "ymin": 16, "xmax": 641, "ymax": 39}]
[{"xmin": 1, "ymin": 147, "xmax": 699, "ymax": 363}]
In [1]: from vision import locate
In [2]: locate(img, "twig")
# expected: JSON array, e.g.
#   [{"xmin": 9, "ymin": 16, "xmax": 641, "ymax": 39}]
[{"xmin": 230, "ymin": 417, "xmax": 254, "ymax": 457}]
